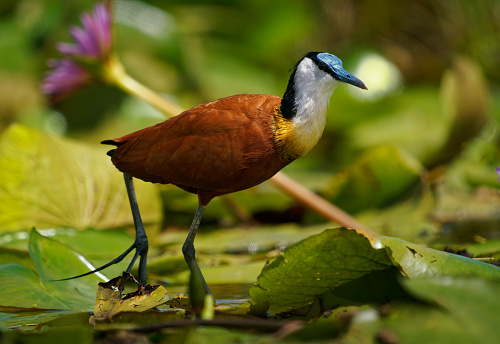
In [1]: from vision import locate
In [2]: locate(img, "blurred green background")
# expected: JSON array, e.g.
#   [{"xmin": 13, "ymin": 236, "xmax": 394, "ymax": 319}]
[
  {"xmin": 2, "ymin": 2, "xmax": 500, "ymax": 339},
  {"xmin": 1, "ymin": 0, "xmax": 500, "ymax": 243}
]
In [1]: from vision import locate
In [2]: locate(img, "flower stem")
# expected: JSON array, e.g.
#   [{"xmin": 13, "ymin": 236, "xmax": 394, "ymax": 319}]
[
  {"xmin": 106, "ymin": 58, "xmax": 183, "ymax": 118},
  {"xmin": 269, "ymin": 172, "xmax": 374, "ymax": 235}
]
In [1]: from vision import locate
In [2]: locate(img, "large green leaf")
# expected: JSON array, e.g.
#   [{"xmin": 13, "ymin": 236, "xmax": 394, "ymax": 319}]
[
  {"xmin": 38, "ymin": 228, "xmax": 133, "ymax": 259},
  {"xmin": 0, "ymin": 124, "xmax": 161, "ymax": 232},
  {"xmin": 249, "ymin": 228, "xmax": 395, "ymax": 314},
  {"xmin": 0, "ymin": 229, "xmax": 103, "ymax": 311},
  {"xmin": 375, "ymin": 277, "xmax": 500, "ymax": 344},
  {"xmin": 379, "ymin": 235, "xmax": 500, "ymax": 279},
  {"xmin": 0, "ymin": 227, "xmax": 136, "ymax": 278},
  {"xmin": 0, "ymin": 264, "xmax": 71, "ymax": 310},
  {"xmin": 250, "ymin": 227, "xmax": 500, "ymax": 314}
]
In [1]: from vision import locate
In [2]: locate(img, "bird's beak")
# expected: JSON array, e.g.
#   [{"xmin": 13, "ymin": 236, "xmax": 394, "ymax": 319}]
[{"xmin": 337, "ymin": 70, "xmax": 368, "ymax": 90}]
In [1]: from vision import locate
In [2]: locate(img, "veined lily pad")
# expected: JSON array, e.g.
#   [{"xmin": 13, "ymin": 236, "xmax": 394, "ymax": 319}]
[
  {"xmin": 250, "ymin": 227, "xmax": 500, "ymax": 314},
  {"xmin": 0, "ymin": 124, "xmax": 161, "ymax": 232},
  {"xmin": 0, "ymin": 229, "xmax": 104, "ymax": 311}
]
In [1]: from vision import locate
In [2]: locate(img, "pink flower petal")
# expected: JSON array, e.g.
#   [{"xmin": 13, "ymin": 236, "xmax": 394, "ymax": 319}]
[
  {"xmin": 42, "ymin": 2, "xmax": 112, "ymax": 96},
  {"xmin": 42, "ymin": 59, "xmax": 91, "ymax": 95},
  {"xmin": 57, "ymin": 42, "xmax": 81, "ymax": 56},
  {"xmin": 57, "ymin": 3, "xmax": 112, "ymax": 60}
]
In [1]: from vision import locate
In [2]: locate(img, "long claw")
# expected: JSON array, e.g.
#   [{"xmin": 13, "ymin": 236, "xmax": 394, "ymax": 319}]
[{"xmin": 53, "ymin": 243, "xmax": 136, "ymax": 281}]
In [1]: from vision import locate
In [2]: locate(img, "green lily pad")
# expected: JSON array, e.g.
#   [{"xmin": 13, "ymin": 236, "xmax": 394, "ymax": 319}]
[
  {"xmin": 324, "ymin": 145, "xmax": 423, "ymax": 213},
  {"xmin": 0, "ymin": 124, "xmax": 161, "ymax": 232},
  {"xmin": 0, "ymin": 310, "xmax": 85, "ymax": 330},
  {"xmin": 0, "ymin": 264, "xmax": 71, "ymax": 310},
  {"xmin": 404, "ymin": 277, "xmax": 500, "ymax": 339},
  {"xmin": 0, "ymin": 229, "xmax": 103, "ymax": 312},
  {"xmin": 0, "ymin": 246, "xmax": 34, "ymax": 271},
  {"xmin": 165, "ymin": 259, "xmax": 266, "ymax": 287},
  {"xmin": 156, "ymin": 223, "xmax": 326, "ymax": 255},
  {"xmin": 250, "ymin": 227, "xmax": 500, "ymax": 314},
  {"xmin": 462, "ymin": 239, "xmax": 500, "ymax": 261},
  {"xmin": 372, "ymin": 277, "xmax": 500, "ymax": 343},
  {"xmin": 249, "ymin": 228, "xmax": 394, "ymax": 314},
  {"xmin": 379, "ymin": 235, "xmax": 500, "ymax": 279},
  {"xmin": 2, "ymin": 324, "xmax": 91, "ymax": 343},
  {"xmin": 0, "ymin": 227, "xmax": 137, "ymax": 278}
]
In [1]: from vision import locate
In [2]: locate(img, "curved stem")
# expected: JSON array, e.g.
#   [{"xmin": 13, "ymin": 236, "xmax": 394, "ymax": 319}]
[
  {"xmin": 106, "ymin": 58, "xmax": 183, "ymax": 118},
  {"xmin": 269, "ymin": 172, "xmax": 375, "ymax": 236}
]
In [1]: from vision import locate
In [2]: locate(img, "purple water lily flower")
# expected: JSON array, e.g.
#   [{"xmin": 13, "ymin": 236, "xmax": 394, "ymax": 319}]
[
  {"xmin": 42, "ymin": 59, "xmax": 92, "ymax": 96},
  {"xmin": 42, "ymin": 2, "xmax": 112, "ymax": 97},
  {"xmin": 57, "ymin": 3, "xmax": 112, "ymax": 60}
]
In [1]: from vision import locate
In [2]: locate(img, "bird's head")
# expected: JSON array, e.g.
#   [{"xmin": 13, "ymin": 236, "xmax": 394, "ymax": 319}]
[
  {"xmin": 301, "ymin": 52, "xmax": 367, "ymax": 90},
  {"xmin": 281, "ymin": 52, "xmax": 367, "ymax": 119},
  {"xmin": 277, "ymin": 52, "xmax": 367, "ymax": 158}
]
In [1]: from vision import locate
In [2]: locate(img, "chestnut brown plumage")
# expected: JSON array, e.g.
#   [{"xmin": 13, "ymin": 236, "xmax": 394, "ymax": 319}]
[
  {"xmin": 104, "ymin": 94, "xmax": 290, "ymax": 206},
  {"xmin": 65, "ymin": 52, "xmax": 367, "ymax": 298}
]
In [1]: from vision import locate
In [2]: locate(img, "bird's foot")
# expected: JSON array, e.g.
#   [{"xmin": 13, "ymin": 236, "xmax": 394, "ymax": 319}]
[{"xmin": 53, "ymin": 235, "xmax": 149, "ymax": 285}]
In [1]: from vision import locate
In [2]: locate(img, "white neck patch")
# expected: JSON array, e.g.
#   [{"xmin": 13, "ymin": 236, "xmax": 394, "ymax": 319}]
[{"xmin": 288, "ymin": 57, "xmax": 340, "ymax": 156}]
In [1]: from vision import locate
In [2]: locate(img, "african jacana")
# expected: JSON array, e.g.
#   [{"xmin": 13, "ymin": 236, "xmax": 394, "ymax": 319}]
[{"xmin": 70, "ymin": 52, "xmax": 367, "ymax": 295}]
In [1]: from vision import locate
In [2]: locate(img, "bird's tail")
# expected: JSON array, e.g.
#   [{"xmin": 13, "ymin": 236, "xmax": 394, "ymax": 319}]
[{"xmin": 101, "ymin": 139, "xmax": 125, "ymax": 157}]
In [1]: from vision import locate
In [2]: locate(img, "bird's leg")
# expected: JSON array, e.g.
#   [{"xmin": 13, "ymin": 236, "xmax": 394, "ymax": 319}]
[
  {"xmin": 56, "ymin": 173, "xmax": 149, "ymax": 285},
  {"xmin": 182, "ymin": 204, "xmax": 211, "ymax": 296},
  {"xmin": 123, "ymin": 172, "xmax": 149, "ymax": 285}
]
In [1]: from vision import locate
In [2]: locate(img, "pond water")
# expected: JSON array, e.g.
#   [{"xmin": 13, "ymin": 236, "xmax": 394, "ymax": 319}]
[{"xmin": 166, "ymin": 283, "xmax": 252, "ymax": 306}]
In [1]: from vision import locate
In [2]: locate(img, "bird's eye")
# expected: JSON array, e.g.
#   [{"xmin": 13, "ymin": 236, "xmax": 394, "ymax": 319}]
[{"xmin": 317, "ymin": 61, "xmax": 327, "ymax": 71}]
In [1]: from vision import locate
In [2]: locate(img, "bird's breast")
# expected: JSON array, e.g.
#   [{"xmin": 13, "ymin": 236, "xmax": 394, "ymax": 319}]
[{"xmin": 272, "ymin": 107, "xmax": 327, "ymax": 161}]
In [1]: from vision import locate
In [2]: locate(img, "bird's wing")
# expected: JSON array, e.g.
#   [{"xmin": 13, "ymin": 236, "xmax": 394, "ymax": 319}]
[{"xmin": 109, "ymin": 94, "xmax": 282, "ymax": 191}]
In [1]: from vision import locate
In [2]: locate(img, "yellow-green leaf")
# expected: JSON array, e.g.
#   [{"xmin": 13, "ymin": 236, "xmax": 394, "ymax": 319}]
[
  {"xmin": 0, "ymin": 124, "xmax": 161, "ymax": 232},
  {"xmin": 93, "ymin": 273, "xmax": 170, "ymax": 319}
]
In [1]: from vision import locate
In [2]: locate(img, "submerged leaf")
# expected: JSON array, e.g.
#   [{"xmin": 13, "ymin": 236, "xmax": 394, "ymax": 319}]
[
  {"xmin": 0, "ymin": 309, "xmax": 80, "ymax": 330},
  {"xmin": 0, "ymin": 124, "xmax": 161, "ymax": 232}
]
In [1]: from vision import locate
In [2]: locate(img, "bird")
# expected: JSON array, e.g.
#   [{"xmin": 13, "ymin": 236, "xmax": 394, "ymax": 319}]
[{"xmin": 67, "ymin": 52, "xmax": 367, "ymax": 296}]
